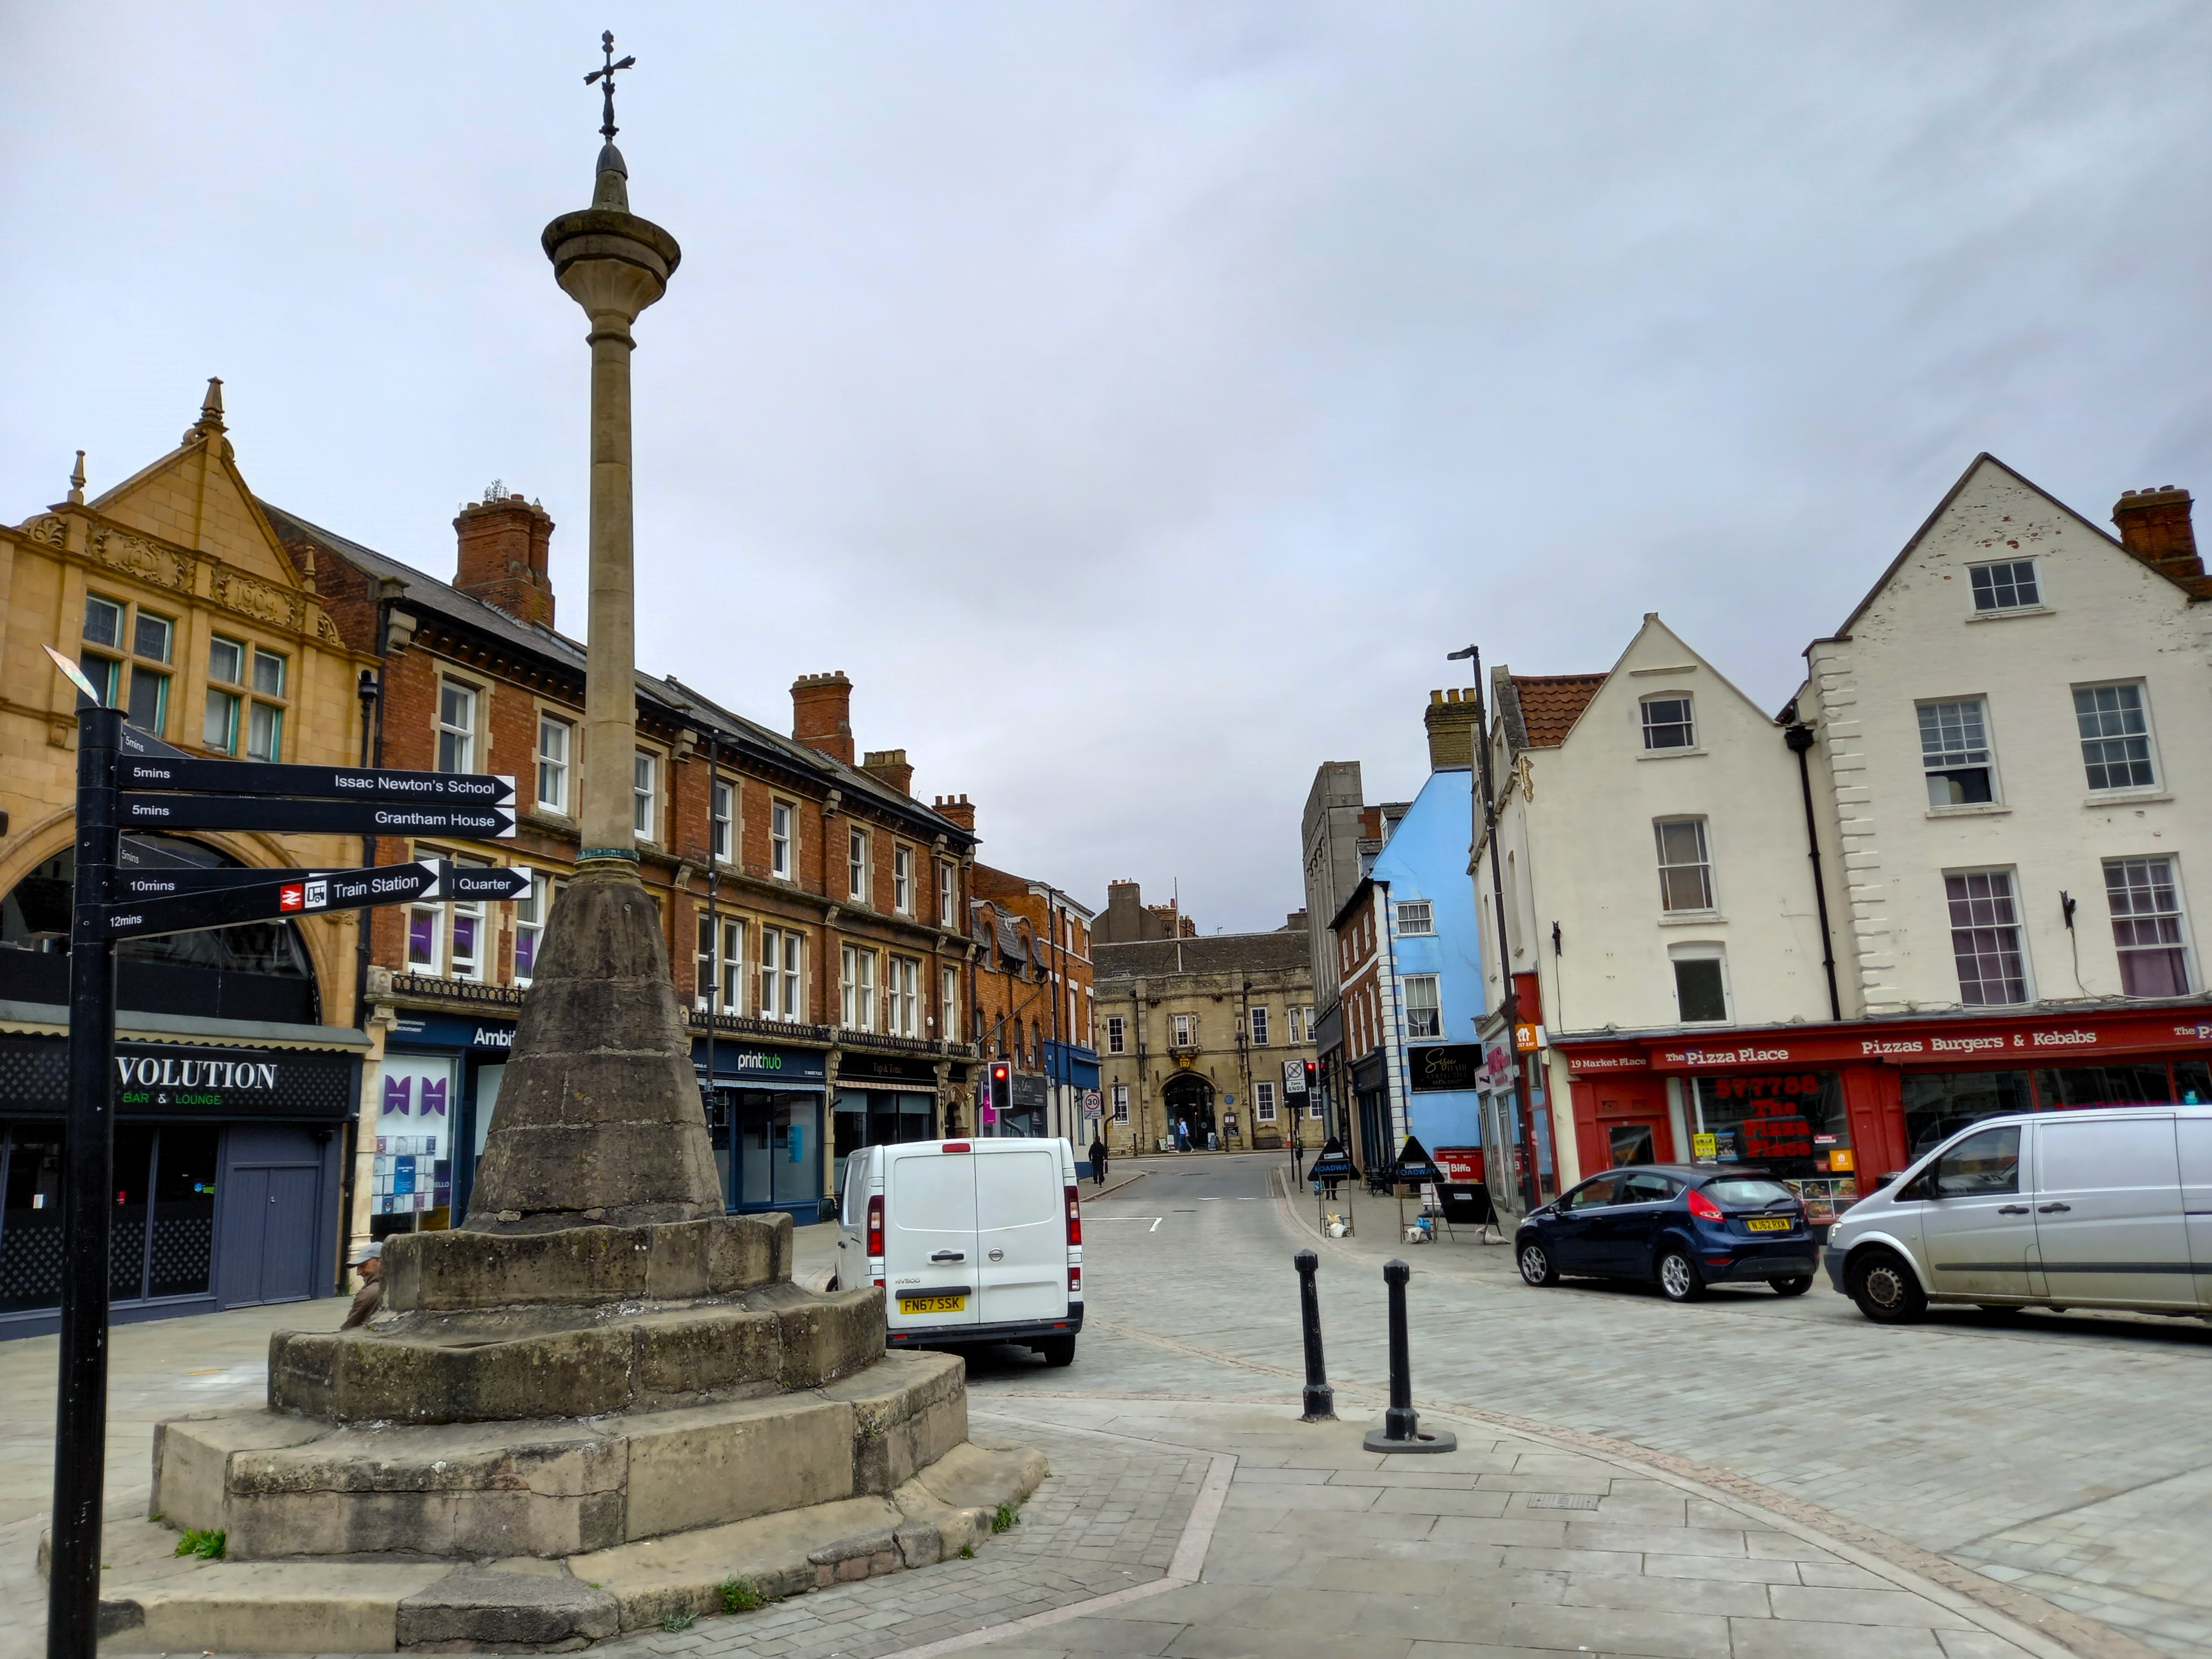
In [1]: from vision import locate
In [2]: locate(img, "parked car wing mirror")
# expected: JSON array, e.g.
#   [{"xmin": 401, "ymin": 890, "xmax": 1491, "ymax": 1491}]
[{"xmin": 1873, "ymin": 1170, "xmax": 1903, "ymax": 1190}]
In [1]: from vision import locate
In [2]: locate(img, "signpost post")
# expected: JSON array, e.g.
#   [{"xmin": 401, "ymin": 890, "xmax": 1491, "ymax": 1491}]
[{"xmin": 41, "ymin": 649, "xmax": 529, "ymax": 1659}]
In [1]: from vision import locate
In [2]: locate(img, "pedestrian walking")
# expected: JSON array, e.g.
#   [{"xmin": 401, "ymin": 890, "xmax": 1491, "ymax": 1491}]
[
  {"xmin": 1088, "ymin": 1133, "xmax": 1109, "ymax": 1187},
  {"xmin": 1176, "ymin": 1117, "xmax": 1190, "ymax": 1152},
  {"xmin": 341, "ymin": 1241, "xmax": 385, "ymax": 1329}
]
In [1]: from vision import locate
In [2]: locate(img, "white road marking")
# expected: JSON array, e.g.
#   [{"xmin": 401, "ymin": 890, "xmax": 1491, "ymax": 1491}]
[{"xmin": 1089, "ymin": 1216, "xmax": 1165, "ymax": 1232}]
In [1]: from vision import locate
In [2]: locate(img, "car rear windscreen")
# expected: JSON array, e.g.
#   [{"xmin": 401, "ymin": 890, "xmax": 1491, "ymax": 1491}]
[{"xmin": 1700, "ymin": 1176, "xmax": 1796, "ymax": 1206}]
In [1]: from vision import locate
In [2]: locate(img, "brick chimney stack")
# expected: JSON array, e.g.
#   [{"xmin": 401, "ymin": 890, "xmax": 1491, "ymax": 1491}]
[
  {"xmin": 863, "ymin": 749, "xmax": 915, "ymax": 795},
  {"xmin": 2113, "ymin": 486, "xmax": 2203, "ymax": 584},
  {"xmin": 791, "ymin": 671, "xmax": 854, "ymax": 764},
  {"xmin": 1423, "ymin": 686, "xmax": 1480, "ymax": 771},
  {"xmin": 453, "ymin": 493, "xmax": 556, "ymax": 629},
  {"xmin": 931, "ymin": 793, "xmax": 975, "ymax": 832}
]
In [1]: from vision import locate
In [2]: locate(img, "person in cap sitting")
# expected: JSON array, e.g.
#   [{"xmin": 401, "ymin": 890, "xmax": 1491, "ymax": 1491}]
[{"xmin": 341, "ymin": 1240, "xmax": 384, "ymax": 1329}]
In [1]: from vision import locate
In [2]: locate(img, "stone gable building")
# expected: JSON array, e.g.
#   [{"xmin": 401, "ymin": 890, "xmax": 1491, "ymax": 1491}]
[{"xmin": 1094, "ymin": 895, "xmax": 1316, "ymax": 1154}]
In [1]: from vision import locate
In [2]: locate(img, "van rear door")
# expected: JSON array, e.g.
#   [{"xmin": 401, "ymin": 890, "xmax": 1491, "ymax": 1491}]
[
  {"xmin": 2032, "ymin": 1114, "xmax": 2192, "ymax": 1311},
  {"xmin": 885, "ymin": 1145, "xmax": 983, "ymax": 1332},
  {"xmin": 975, "ymin": 1144, "xmax": 1068, "ymax": 1327},
  {"xmin": 2180, "ymin": 1116, "xmax": 2212, "ymax": 1314}
]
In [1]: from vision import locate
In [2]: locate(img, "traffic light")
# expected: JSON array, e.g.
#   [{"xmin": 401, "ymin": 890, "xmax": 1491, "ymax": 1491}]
[
  {"xmin": 988, "ymin": 1062, "xmax": 1011, "ymax": 1121},
  {"xmin": 1302, "ymin": 1060, "xmax": 1318, "ymax": 1094}
]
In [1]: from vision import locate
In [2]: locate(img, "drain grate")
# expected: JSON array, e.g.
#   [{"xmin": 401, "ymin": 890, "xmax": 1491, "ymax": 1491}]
[{"xmin": 1525, "ymin": 1493, "xmax": 1601, "ymax": 1510}]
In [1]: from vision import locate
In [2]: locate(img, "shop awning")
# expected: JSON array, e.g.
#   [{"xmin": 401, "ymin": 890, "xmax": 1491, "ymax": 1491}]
[{"xmin": 0, "ymin": 998, "xmax": 371, "ymax": 1053}]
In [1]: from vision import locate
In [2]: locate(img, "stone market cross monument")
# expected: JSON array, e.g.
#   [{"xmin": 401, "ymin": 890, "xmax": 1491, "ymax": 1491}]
[{"xmin": 101, "ymin": 39, "xmax": 1042, "ymax": 1652}]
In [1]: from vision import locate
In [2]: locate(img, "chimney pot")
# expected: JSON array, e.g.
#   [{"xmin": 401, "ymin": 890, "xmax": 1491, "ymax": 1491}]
[
  {"xmin": 790, "ymin": 671, "xmax": 855, "ymax": 764},
  {"xmin": 2112, "ymin": 485, "xmax": 2201, "ymax": 586},
  {"xmin": 452, "ymin": 493, "xmax": 556, "ymax": 628}
]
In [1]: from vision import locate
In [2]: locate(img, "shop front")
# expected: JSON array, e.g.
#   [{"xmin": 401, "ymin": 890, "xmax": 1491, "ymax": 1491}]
[
  {"xmin": 1350, "ymin": 1051, "xmax": 1390, "ymax": 1174},
  {"xmin": 377, "ymin": 1008, "xmax": 518, "ymax": 1233},
  {"xmin": 1559, "ymin": 1003, "xmax": 2212, "ymax": 1227},
  {"xmin": 692, "ymin": 1040, "xmax": 829, "ymax": 1223},
  {"xmin": 0, "ymin": 1020, "xmax": 361, "ymax": 1338}
]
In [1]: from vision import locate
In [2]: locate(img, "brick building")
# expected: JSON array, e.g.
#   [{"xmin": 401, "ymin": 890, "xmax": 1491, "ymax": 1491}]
[
  {"xmin": 967, "ymin": 855, "xmax": 1099, "ymax": 1147},
  {"xmin": 265, "ymin": 485, "xmax": 982, "ymax": 1245},
  {"xmin": 1093, "ymin": 889, "xmax": 1316, "ymax": 1155},
  {"xmin": 0, "ymin": 384, "xmax": 379, "ymax": 1335}
]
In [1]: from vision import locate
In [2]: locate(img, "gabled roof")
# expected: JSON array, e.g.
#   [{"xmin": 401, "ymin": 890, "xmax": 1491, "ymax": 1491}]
[
  {"xmin": 1813, "ymin": 452, "xmax": 2208, "ymax": 651},
  {"xmin": 1504, "ymin": 672, "xmax": 1606, "ymax": 747},
  {"xmin": 1093, "ymin": 930, "xmax": 1311, "ymax": 979},
  {"xmin": 259, "ymin": 499, "xmax": 971, "ymax": 844}
]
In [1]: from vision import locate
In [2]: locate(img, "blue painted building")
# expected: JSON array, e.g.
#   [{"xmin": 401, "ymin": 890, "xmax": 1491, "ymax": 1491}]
[{"xmin": 1367, "ymin": 726, "xmax": 1487, "ymax": 1155}]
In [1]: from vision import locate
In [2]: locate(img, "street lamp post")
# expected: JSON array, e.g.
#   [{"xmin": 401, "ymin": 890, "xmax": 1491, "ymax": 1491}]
[{"xmin": 1450, "ymin": 645, "xmax": 1540, "ymax": 1215}]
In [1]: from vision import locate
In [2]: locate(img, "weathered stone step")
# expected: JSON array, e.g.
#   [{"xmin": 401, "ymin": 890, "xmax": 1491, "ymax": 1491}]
[
  {"xmin": 156, "ymin": 1349, "xmax": 967, "ymax": 1559},
  {"xmin": 91, "ymin": 1441, "xmax": 1048, "ymax": 1652}
]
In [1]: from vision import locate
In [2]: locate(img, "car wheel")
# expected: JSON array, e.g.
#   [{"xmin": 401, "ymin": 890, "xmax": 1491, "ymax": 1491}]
[
  {"xmin": 1771, "ymin": 1275, "xmax": 1813, "ymax": 1297},
  {"xmin": 1656, "ymin": 1249, "xmax": 1705, "ymax": 1302},
  {"xmin": 1035, "ymin": 1335, "xmax": 1076, "ymax": 1368},
  {"xmin": 1846, "ymin": 1248, "xmax": 1926, "ymax": 1324},
  {"xmin": 1517, "ymin": 1241, "xmax": 1558, "ymax": 1286}
]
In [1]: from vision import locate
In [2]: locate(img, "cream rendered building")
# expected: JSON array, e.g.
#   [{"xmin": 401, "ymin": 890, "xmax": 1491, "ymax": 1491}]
[
  {"xmin": 1797, "ymin": 456, "xmax": 2212, "ymax": 1019},
  {"xmin": 1476, "ymin": 615, "xmax": 1835, "ymax": 1202}
]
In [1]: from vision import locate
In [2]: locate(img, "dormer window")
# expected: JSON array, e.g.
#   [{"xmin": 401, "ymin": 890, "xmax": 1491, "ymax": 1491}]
[
  {"xmin": 1969, "ymin": 559, "xmax": 2039, "ymax": 612},
  {"xmin": 1640, "ymin": 694, "xmax": 1695, "ymax": 750}
]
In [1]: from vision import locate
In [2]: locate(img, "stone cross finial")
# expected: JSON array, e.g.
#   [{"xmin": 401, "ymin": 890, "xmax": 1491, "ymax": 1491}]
[{"xmin": 583, "ymin": 30, "xmax": 635, "ymax": 142}]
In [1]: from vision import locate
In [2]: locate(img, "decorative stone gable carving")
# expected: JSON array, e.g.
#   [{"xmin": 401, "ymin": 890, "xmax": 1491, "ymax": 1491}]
[
  {"xmin": 90, "ymin": 526, "xmax": 198, "ymax": 592},
  {"xmin": 17, "ymin": 514, "xmax": 67, "ymax": 547},
  {"xmin": 213, "ymin": 567, "xmax": 306, "ymax": 631}
]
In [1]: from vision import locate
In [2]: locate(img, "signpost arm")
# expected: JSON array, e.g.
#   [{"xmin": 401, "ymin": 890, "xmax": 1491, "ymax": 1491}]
[{"xmin": 50, "ymin": 702, "xmax": 121, "ymax": 1659}]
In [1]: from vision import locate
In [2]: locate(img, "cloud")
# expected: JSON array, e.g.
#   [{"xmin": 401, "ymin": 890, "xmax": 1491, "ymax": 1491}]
[{"xmin": 6, "ymin": 2, "xmax": 2208, "ymax": 930}]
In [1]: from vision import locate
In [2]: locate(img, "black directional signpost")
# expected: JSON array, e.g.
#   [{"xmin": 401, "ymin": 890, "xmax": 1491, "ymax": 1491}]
[{"xmin": 41, "ymin": 645, "xmax": 528, "ymax": 1659}]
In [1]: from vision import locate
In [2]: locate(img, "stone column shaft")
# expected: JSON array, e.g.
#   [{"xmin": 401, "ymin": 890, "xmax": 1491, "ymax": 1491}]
[{"xmin": 583, "ymin": 309, "xmax": 640, "ymax": 858}]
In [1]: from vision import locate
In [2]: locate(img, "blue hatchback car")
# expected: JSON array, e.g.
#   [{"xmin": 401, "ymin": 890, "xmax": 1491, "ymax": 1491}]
[{"xmin": 1515, "ymin": 1164, "xmax": 1817, "ymax": 1302}]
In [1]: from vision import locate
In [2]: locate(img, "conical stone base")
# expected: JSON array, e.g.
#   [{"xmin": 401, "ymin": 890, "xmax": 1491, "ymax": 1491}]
[{"xmin": 465, "ymin": 865, "xmax": 721, "ymax": 1232}]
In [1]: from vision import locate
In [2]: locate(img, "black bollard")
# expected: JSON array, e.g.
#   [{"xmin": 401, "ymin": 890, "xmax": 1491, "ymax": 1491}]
[
  {"xmin": 1294, "ymin": 1250, "xmax": 1335, "ymax": 1422},
  {"xmin": 1362, "ymin": 1259, "xmax": 1457, "ymax": 1453}
]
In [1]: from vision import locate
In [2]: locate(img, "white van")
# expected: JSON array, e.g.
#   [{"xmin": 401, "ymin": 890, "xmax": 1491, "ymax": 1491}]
[
  {"xmin": 1825, "ymin": 1104, "xmax": 2212, "ymax": 1324},
  {"xmin": 833, "ymin": 1137, "xmax": 1084, "ymax": 1365}
]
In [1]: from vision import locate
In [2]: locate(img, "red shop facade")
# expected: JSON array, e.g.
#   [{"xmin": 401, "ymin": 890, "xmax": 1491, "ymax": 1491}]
[{"xmin": 1557, "ymin": 1003, "xmax": 2212, "ymax": 1224}]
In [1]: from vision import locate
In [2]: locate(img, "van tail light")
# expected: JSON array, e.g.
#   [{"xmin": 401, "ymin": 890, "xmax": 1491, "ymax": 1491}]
[
  {"xmin": 1065, "ymin": 1184, "xmax": 1082, "ymax": 1247},
  {"xmin": 942, "ymin": 1141, "xmax": 972, "ymax": 1154},
  {"xmin": 1069, "ymin": 1265, "xmax": 1082, "ymax": 1295},
  {"xmin": 867, "ymin": 1194, "xmax": 884, "ymax": 1258},
  {"xmin": 1686, "ymin": 1187, "xmax": 1725, "ymax": 1222}
]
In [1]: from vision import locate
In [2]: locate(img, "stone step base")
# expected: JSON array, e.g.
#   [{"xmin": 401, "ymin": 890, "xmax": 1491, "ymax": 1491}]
[
  {"xmin": 156, "ymin": 1349, "xmax": 968, "ymax": 1559},
  {"xmin": 90, "ymin": 1440, "xmax": 1047, "ymax": 1652}
]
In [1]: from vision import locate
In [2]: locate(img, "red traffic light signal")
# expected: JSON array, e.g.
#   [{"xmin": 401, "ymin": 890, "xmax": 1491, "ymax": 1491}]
[
  {"xmin": 1303, "ymin": 1060, "xmax": 1318, "ymax": 1092},
  {"xmin": 988, "ymin": 1062, "xmax": 1011, "ymax": 1118}
]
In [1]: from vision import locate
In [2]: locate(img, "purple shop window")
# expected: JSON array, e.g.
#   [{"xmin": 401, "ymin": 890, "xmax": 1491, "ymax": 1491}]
[
  {"xmin": 408, "ymin": 910, "xmax": 436, "ymax": 966},
  {"xmin": 515, "ymin": 930, "xmax": 536, "ymax": 979}
]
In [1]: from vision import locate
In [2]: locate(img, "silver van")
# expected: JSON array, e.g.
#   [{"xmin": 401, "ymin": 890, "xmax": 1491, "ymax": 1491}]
[{"xmin": 1825, "ymin": 1105, "xmax": 2212, "ymax": 1324}]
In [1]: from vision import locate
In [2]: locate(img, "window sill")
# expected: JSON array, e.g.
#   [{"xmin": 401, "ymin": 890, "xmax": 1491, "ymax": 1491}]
[
  {"xmin": 1657, "ymin": 912, "xmax": 1726, "ymax": 926},
  {"xmin": 1926, "ymin": 803, "xmax": 2012, "ymax": 819},
  {"xmin": 1636, "ymin": 748, "xmax": 1708, "ymax": 761},
  {"xmin": 2084, "ymin": 790, "xmax": 2172, "ymax": 808},
  {"xmin": 1965, "ymin": 605, "xmax": 2054, "ymax": 623}
]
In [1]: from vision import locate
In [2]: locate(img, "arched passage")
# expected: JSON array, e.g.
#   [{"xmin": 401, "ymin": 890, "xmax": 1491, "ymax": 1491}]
[{"xmin": 1161, "ymin": 1071, "xmax": 1215, "ymax": 1148}]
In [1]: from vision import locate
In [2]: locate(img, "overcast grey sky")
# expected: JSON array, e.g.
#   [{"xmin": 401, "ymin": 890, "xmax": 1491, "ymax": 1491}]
[{"xmin": 7, "ymin": 4, "xmax": 2208, "ymax": 932}]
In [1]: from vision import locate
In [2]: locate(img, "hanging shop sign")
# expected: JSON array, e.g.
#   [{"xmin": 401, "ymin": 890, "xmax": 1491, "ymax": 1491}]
[{"xmin": 1407, "ymin": 1044, "xmax": 1484, "ymax": 1093}]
